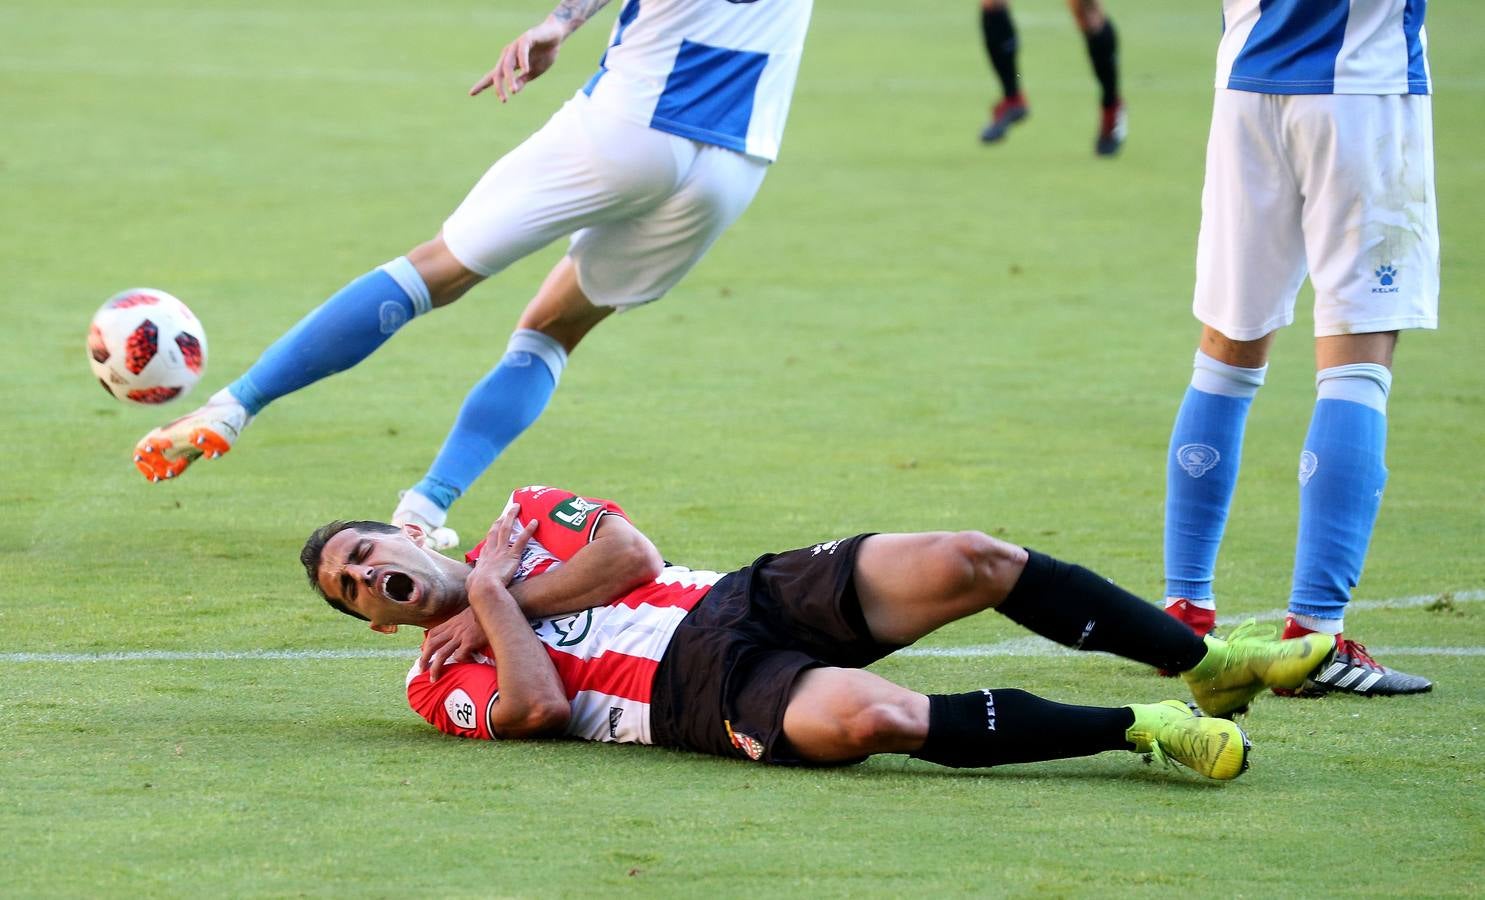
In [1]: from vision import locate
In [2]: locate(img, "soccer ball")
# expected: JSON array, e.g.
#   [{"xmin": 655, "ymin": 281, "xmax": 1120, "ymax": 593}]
[{"xmin": 88, "ymin": 288, "xmax": 207, "ymax": 405}]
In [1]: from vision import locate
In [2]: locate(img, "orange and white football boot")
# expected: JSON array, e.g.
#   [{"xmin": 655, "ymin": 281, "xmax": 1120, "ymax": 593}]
[{"xmin": 134, "ymin": 389, "xmax": 253, "ymax": 482}]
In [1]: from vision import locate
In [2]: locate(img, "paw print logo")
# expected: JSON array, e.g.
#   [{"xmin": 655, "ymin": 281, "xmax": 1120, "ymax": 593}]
[{"xmin": 1375, "ymin": 264, "xmax": 1398, "ymax": 287}]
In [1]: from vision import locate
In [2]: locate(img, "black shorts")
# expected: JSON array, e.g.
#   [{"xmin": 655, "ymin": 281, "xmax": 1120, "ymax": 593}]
[{"xmin": 648, "ymin": 534, "xmax": 902, "ymax": 765}]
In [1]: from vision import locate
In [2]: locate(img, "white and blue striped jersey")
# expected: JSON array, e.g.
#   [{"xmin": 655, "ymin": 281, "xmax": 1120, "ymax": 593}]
[
  {"xmin": 579, "ymin": 0, "xmax": 812, "ymax": 161},
  {"xmin": 1216, "ymin": 0, "xmax": 1430, "ymax": 96}
]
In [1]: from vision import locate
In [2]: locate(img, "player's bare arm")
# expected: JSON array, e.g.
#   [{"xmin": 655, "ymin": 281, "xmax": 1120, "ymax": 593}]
[
  {"xmin": 466, "ymin": 511, "xmax": 571, "ymax": 738},
  {"xmin": 421, "ymin": 512, "xmax": 663, "ymax": 681},
  {"xmin": 512, "ymin": 514, "xmax": 663, "ymax": 616},
  {"xmin": 470, "ymin": 0, "xmax": 617, "ymax": 102}
]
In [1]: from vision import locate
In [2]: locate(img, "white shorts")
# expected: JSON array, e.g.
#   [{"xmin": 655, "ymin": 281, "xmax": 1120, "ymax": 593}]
[
  {"xmin": 1193, "ymin": 90, "xmax": 1439, "ymax": 340},
  {"xmin": 442, "ymin": 94, "xmax": 769, "ymax": 309}
]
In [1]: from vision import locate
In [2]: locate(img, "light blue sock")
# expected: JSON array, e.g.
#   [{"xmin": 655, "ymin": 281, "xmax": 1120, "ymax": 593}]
[
  {"xmin": 1289, "ymin": 364, "xmax": 1391, "ymax": 623},
  {"xmin": 1164, "ymin": 351, "xmax": 1267, "ymax": 601},
  {"xmin": 228, "ymin": 257, "xmax": 432, "ymax": 414},
  {"xmin": 411, "ymin": 329, "xmax": 568, "ymax": 511}
]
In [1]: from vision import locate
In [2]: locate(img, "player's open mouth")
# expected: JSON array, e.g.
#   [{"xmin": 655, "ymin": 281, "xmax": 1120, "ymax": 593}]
[{"xmin": 381, "ymin": 571, "xmax": 417, "ymax": 604}]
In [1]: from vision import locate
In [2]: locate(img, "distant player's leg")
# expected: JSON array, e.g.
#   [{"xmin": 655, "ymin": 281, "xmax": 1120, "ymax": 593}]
[
  {"xmin": 979, "ymin": 0, "xmax": 1028, "ymax": 143},
  {"xmin": 782, "ymin": 668, "xmax": 1248, "ymax": 780},
  {"xmin": 395, "ymin": 133, "xmax": 769, "ymax": 542},
  {"xmin": 1164, "ymin": 88, "xmax": 1308, "ymax": 634},
  {"xmin": 1276, "ymin": 93, "xmax": 1439, "ymax": 697},
  {"xmin": 849, "ymin": 532, "xmax": 1330, "ymax": 717},
  {"xmin": 134, "ymin": 240, "xmax": 480, "ymax": 482},
  {"xmin": 1066, "ymin": 0, "xmax": 1124, "ymax": 155}
]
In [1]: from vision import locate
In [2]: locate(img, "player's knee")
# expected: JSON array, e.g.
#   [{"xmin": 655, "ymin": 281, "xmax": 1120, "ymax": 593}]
[
  {"xmin": 1065, "ymin": 0, "xmax": 1103, "ymax": 31},
  {"xmin": 409, "ymin": 237, "xmax": 483, "ymax": 308},
  {"xmin": 934, "ymin": 531, "xmax": 1022, "ymax": 593}
]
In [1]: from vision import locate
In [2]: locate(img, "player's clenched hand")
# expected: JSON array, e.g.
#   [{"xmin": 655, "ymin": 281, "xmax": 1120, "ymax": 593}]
[
  {"xmin": 470, "ymin": 20, "xmax": 566, "ymax": 102},
  {"xmin": 420, "ymin": 607, "xmax": 485, "ymax": 683}
]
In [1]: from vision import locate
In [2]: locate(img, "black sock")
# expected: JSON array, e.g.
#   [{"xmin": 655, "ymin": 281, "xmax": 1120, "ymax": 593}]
[
  {"xmin": 980, "ymin": 7, "xmax": 1021, "ymax": 100},
  {"xmin": 1084, "ymin": 19, "xmax": 1120, "ymax": 109},
  {"xmin": 913, "ymin": 689, "xmax": 1133, "ymax": 769},
  {"xmin": 997, "ymin": 550, "xmax": 1207, "ymax": 673}
]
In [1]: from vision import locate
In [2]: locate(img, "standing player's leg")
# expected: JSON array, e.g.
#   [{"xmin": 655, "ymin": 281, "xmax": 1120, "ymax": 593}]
[
  {"xmin": 1065, "ymin": 0, "xmax": 1124, "ymax": 155},
  {"xmin": 1162, "ymin": 327, "xmax": 1271, "ymax": 643},
  {"xmin": 780, "ymin": 667, "xmax": 1250, "ymax": 780},
  {"xmin": 1275, "ymin": 92, "xmax": 1438, "ymax": 696},
  {"xmin": 1163, "ymin": 88, "xmax": 1308, "ymax": 638},
  {"xmin": 1285, "ymin": 332, "xmax": 1395, "ymax": 643},
  {"xmin": 848, "ymin": 532, "xmax": 1331, "ymax": 717},
  {"xmin": 978, "ymin": 0, "xmax": 1029, "ymax": 143},
  {"xmin": 1281, "ymin": 334, "xmax": 1426, "ymax": 694},
  {"xmin": 394, "ymin": 137, "xmax": 770, "ymax": 543}
]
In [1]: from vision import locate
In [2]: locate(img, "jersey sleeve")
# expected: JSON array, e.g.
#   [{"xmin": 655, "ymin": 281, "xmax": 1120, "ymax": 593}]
[
  {"xmin": 406, "ymin": 662, "xmax": 501, "ymax": 741},
  {"xmin": 465, "ymin": 485, "xmax": 628, "ymax": 564}
]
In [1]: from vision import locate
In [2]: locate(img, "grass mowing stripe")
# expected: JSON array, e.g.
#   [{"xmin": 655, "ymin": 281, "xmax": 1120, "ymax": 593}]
[
  {"xmin": 7, "ymin": 589, "xmax": 1480, "ymax": 664},
  {"xmin": 1211, "ymin": 588, "xmax": 1484, "ymax": 626}
]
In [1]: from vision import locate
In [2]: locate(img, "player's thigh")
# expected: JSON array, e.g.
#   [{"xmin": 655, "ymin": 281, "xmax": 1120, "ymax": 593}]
[
  {"xmin": 568, "ymin": 144, "xmax": 769, "ymax": 308},
  {"xmin": 1193, "ymin": 89, "xmax": 1308, "ymax": 342},
  {"xmin": 442, "ymin": 99, "xmax": 685, "ymax": 279},
  {"xmin": 1290, "ymin": 94, "xmax": 1439, "ymax": 337},
  {"xmin": 854, "ymin": 531, "xmax": 1026, "ymax": 646},
  {"xmin": 782, "ymin": 667, "xmax": 928, "ymax": 762}
]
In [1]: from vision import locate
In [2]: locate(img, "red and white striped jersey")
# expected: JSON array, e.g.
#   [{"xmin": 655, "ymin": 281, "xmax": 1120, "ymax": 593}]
[{"xmin": 406, "ymin": 485, "xmax": 720, "ymax": 744}]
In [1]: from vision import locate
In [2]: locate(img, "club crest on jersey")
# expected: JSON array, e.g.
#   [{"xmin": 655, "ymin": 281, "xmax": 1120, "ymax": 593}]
[
  {"xmin": 550, "ymin": 496, "xmax": 604, "ymax": 531},
  {"xmin": 1176, "ymin": 443, "xmax": 1220, "ymax": 478},
  {"xmin": 513, "ymin": 548, "xmax": 540, "ymax": 582}
]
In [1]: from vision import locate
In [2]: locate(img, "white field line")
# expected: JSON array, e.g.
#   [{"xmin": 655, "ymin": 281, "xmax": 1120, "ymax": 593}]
[{"xmin": 5, "ymin": 590, "xmax": 1482, "ymax": 665}]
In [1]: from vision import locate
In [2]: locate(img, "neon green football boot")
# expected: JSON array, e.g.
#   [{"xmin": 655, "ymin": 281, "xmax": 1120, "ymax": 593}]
[
  {"xmin": 1182, "ymin": 620, "xmax": 1336, "ymax": 718},
  {"xmin": 1126, "ymin": 700, "xmax": 1250, "ymax": 781}
]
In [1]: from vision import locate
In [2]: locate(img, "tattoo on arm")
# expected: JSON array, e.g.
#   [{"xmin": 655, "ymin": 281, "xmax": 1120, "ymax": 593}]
[{"xmin": 551, "ymin": 0, "xmax": 613, "ymax": 28}]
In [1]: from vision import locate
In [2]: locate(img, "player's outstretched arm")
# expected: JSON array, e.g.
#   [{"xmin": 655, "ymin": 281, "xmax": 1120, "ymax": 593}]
[
  {"xmin": 470, "ymin": 0, "xmax": 616, "ymax": 102},
  {"xmin": 467, "ymin": 511, "xmax": 570, "ymax": 738}
]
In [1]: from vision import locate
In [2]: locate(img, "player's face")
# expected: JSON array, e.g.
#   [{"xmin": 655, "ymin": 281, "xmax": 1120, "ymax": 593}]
[{"xmin": 316, "ymin": 525, "xmax": 467, "ymax": 633}]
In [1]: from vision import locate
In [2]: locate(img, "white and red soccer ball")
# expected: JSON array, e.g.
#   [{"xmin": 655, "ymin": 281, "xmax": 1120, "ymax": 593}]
[{"xmin": 88, "ymin": 288, "xmax": 207, "ymax": 405}]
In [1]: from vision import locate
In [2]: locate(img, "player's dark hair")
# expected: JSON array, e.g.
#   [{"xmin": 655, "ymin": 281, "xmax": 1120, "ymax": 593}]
[{"xmin": 301, "ymin": 520, "xmax": 402, "ymax": 622}]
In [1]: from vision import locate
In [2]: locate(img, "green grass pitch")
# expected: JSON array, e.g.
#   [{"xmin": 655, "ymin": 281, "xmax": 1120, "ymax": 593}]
[{"xmin": 3, "ymin": 0, "xmax": 1483, "ymax": 895}]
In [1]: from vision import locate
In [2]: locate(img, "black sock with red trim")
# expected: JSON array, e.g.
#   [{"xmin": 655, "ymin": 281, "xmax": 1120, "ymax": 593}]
[
  {"xmin": 912, "ymin": 689, "xmax": 1133, "ymax": 768},
  {"xmin": 980, "ymin": 7, "xmax": 1021, "ymax": 101},
  {"xmin": 997, "ymin": 550, "xmax": 1208, "ymax": 673},
  {"xmin": 1084, "ymin": 19, "xmax": 1120, "ymax": 109}
]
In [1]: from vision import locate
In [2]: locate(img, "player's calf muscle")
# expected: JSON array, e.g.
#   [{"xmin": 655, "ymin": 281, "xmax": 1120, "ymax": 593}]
[{"xmin": 784, "ymin": 669, "xmax": 927, "ymax": 760}]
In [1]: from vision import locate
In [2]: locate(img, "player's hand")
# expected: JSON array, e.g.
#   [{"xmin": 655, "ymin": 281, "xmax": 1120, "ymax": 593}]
[
  {"xmin": 470, "ymin": 505, "xmax": 538, "ymax": 589},
  {"xmin": 420, "ymin": 607, "xmax": 485, "ymax": 684},
  {"xmin": 471, "ymin": 20, "xmax": 566, "ymax": 102}
]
